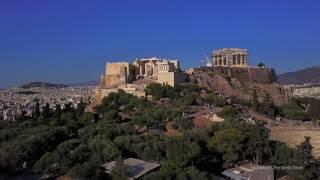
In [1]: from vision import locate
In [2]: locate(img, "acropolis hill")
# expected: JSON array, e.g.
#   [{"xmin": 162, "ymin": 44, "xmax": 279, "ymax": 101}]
[{"xmin": 94, "ymin": 49, "xmax": 292, "ymax": 106}]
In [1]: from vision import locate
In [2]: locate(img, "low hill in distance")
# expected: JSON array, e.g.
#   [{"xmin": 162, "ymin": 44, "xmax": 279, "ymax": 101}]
[
  {"xmin": 20, "ymin": 82, "xmax": 68, "ymax": 89},
  {"xmin": 278, "ymin": 66, "xmax": 320, "ymax": 85}
]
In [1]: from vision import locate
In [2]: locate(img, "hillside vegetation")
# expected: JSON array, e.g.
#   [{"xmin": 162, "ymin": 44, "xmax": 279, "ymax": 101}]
[{"xmin": 0, "ymin": 83, "xmax": 319, "ymax": 179}]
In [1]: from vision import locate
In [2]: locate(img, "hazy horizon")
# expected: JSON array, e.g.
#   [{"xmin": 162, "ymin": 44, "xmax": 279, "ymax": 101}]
[{"xmin": 1, "ymin": 0, "xmax": 320, "ymax": 88}]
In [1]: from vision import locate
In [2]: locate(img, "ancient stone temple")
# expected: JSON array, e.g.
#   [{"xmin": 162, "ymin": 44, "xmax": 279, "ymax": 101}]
[
  {"xmin": 132, "ymin": 57, "xmax": 181, "ymax": 83},
  {"xmin": 95, "ymin": 57, "xmax": 186, "ymax": 105},
  {"xmin": 212, "ymin": 48, "xmax": 249, "ymax": 67}
]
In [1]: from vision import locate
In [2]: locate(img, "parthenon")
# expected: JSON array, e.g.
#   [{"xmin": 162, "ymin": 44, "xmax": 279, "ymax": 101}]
[{"xmin": 212, "ymin": 48, "xmax": 249, "ymax": 67}]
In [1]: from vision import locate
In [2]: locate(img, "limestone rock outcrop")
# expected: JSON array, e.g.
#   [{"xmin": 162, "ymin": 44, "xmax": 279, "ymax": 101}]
[{"xmin": 188, "ymin": 67, "xmax": 291, "ymax": 106}]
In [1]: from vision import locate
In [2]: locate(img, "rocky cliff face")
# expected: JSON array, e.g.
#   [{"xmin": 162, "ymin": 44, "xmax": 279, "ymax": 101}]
[
  {"xmin": 191, "ymin": 67, "xmax": 277, "ymax": 83},
  {"xmin": 188, "ymin": 67, "xmax": 291, "ymax": 106}
]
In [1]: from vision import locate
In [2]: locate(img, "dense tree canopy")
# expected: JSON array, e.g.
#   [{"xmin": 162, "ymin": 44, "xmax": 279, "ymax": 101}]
[{"xmin": 0, "ymin": 83, "xmax": 319, "ymax": 180}]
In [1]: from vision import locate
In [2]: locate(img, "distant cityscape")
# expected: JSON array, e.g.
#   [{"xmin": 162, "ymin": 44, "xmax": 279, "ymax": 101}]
[
  {"xmin": 0, "ymin": 86, "xmax": 95, "ymax": 122},
  {"xmin": 288, "ymin": 84, "xmax": 320, "ymax": 99}
]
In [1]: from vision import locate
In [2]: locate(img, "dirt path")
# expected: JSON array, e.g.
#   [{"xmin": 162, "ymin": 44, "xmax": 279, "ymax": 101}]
[{"xmin": 249, "ymin": 110, "xmax": 320, "ymax": 158}]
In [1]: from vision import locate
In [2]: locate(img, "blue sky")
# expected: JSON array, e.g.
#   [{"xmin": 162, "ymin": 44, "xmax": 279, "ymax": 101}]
[{"xmin": 0, "ymin": 0, "xmax": 320, "ymax": 88}]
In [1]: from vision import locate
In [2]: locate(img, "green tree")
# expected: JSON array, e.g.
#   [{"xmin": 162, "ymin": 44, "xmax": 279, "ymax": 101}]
[
  {"xmin": 111, "ymin": 159, "xmax": 127, "ymax": 180},
  {"xmin": 55, "ymin": 104, "xmax": 62, "ymax": 120},
  {"xmin": 103, "ymin": 109, "xmax": 119, "ymax": 122},
  {"xmin": 90, "ymin": 136, "xmax": 120, "ymax": 162},
  {"xmin": 43, "ymin": 103, "xmax": 51, "ymax": 118},
  {"xmin": 219, "ymin": 106, "xmax": 237, "ymax": 119},
  {"xmin": 180, "ymin": 94, "xmax": 195, "ymax": 106},
  {"xmin": 257, "ymin": 62, "xmax": 265, "ymax": 68},
  {"xmin": 271, "ymin": 143, "xmax": 294, "ymax": 166},
  {"xmin": 143, "ymin": 172, "xmax": 164, "ymax": 180},
  {"xmin": 259, "ymin": 93, "xmax": 276, "ymax": 117},
  {"xmin": 281, "ymin": 100, "xmax": 308, "ymax": 120},
  {"xmin": 244, "ymin": 123, "xmax": 270, "ymax": 164},
  {"xmin": 290, "ymin": 137, "xmax": 318, "ymax": 179},
  {"xmin": 174, "ymin": 118, "xmax": 194, "ymax": 130},
  {"xmin": 80, "ymin": 112, "xmax": 95, "ymax": 126},
  {"xmin": 165, "ymin": 137, "xmax": 201, "ymax": 169},
  {"xmin": 295, "ymin": 136, "xmax": 313, "ymax": 165},
  {"xmin": 34, "ymin": 102, "xmax": 41, "ymax": 119},
  {"xmin": 205, "ymin": 94, "xmax": 225, "ymax": 107},
  {"xmin": 166, "ymin": 86, "xmax": 179, "ymax": 99},
  {"xmin": 145, "ymin": 83, "xmax": 165, "ymax": 100},
  {"xmin": 208, "ymin": 128, "xmax": 245, "ymax": 167},
  {"xmin": 60, "ymin": 112, "xmax": 76, "ymax": 125},
  {"xmin": 67, "ymin": 159, "xmax": 102, "ymax": 180},
  {"xmin": 64, "ymin": 102, "xmax": 75, "ymax": 113},
  {"xmin": 76, "ymin": 97, "xmax": 86, "ymax": 118},
  {"xmin": 176, "ymin": 166, "xmax": 208, "ymax": 180}
]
